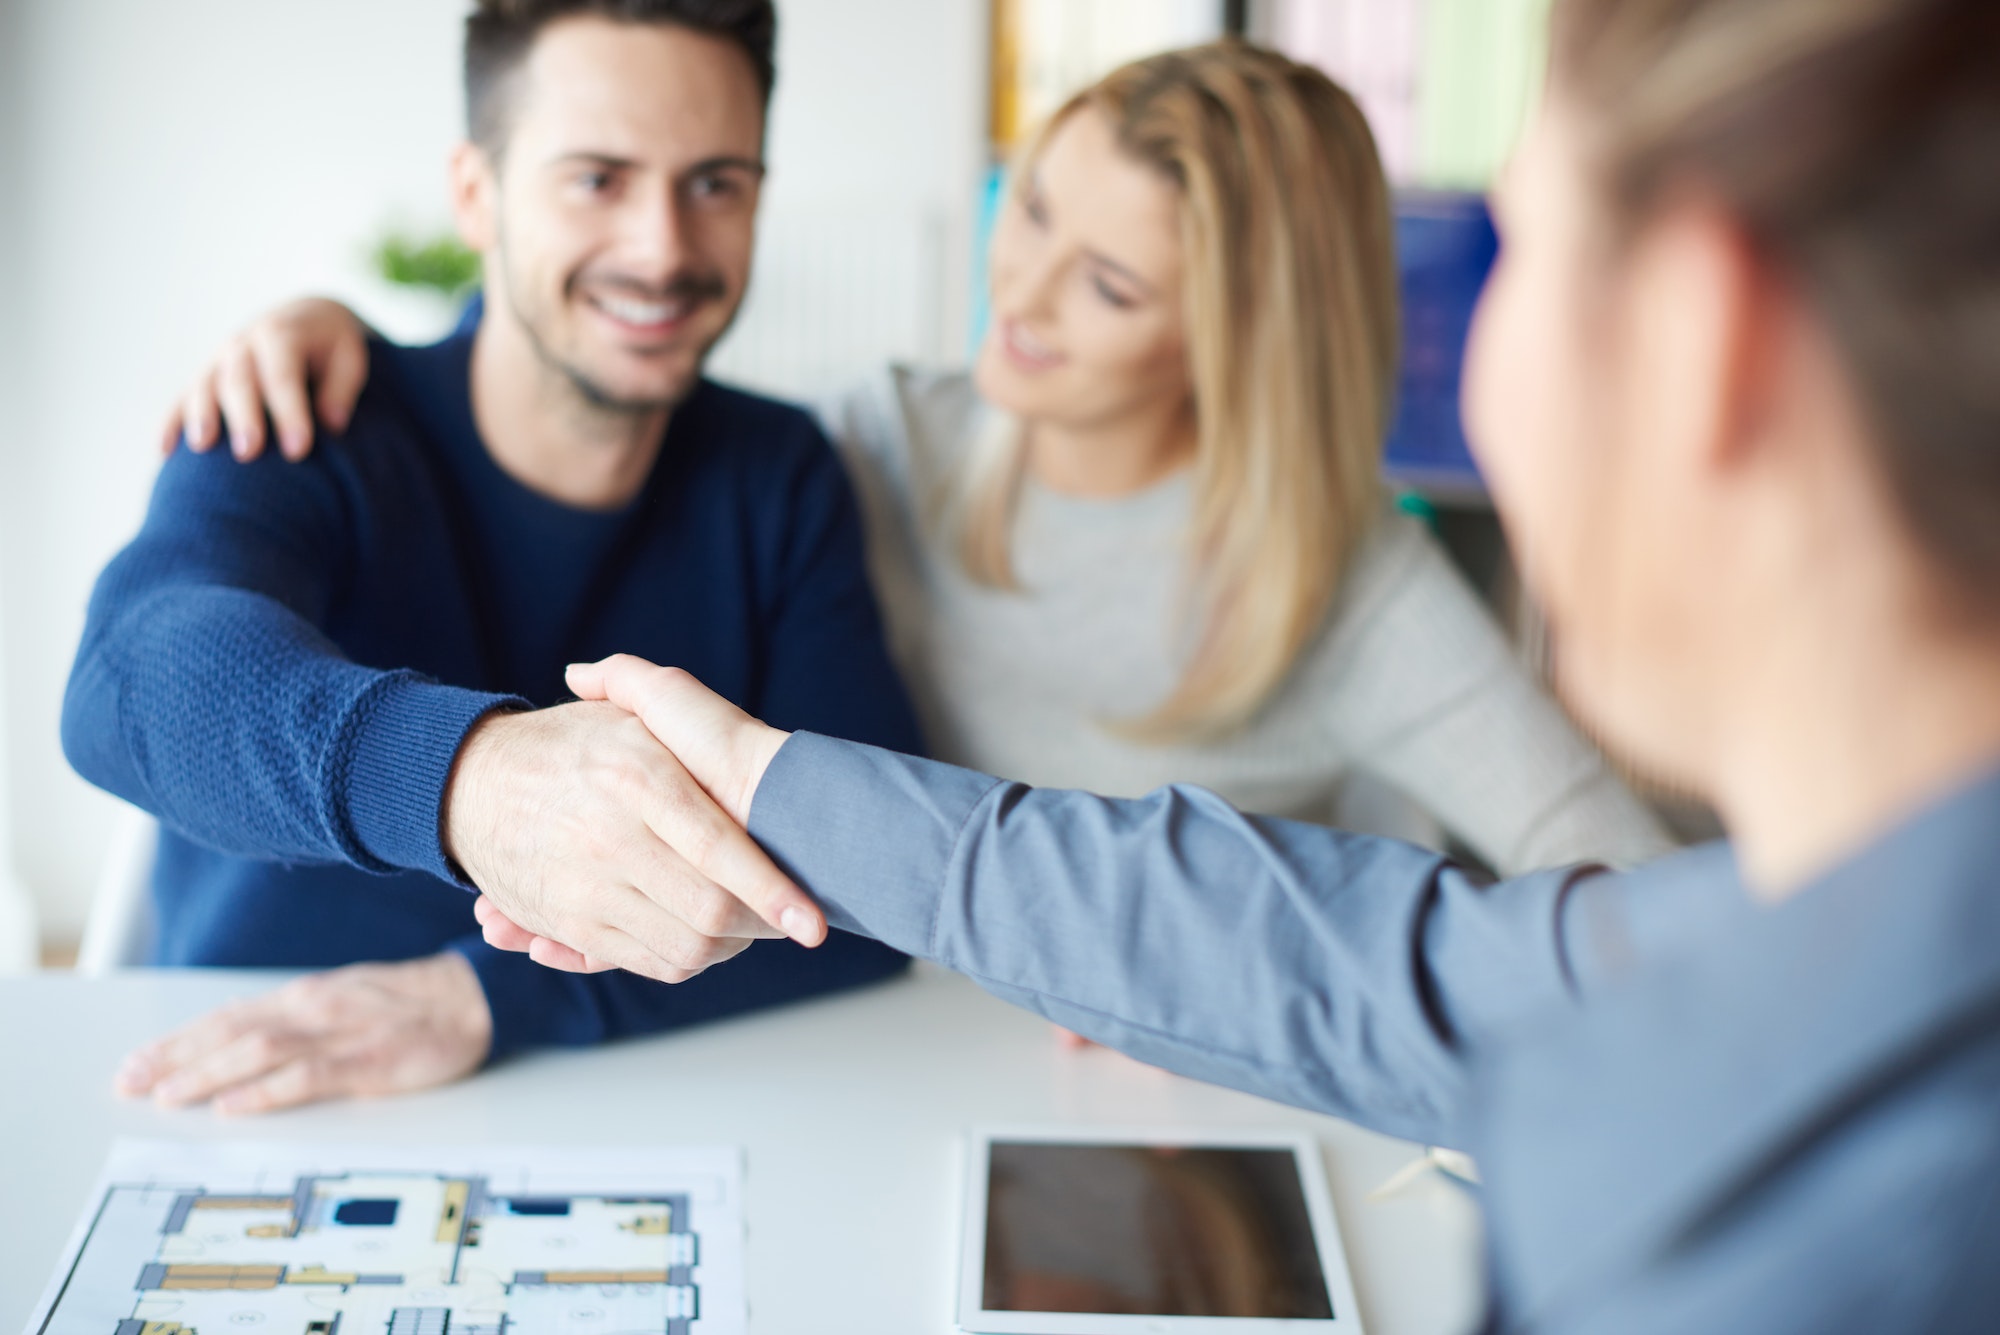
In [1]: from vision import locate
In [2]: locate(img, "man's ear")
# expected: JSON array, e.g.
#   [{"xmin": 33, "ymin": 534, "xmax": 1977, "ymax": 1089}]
[
  {"xmin": 1618, "ymin": 196, "xmax": 1772, "ymax": 485},
  {"xmin": 449, "ymin": 141, "xmax": 499, "ymax": 254}
]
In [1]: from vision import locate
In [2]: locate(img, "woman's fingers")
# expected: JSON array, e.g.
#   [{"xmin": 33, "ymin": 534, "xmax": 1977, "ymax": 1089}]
[
  {"xmin": 249, "ymin": 326, "xmax": 318, "ymax": 462},
  {"xmin": 540, "ymin": 920, "xmax": 694, "ymax": 985},
  {"xmin": 472, "ymin": 894, "xmax": 538, "ymax": 950},
  {"xmin": 315, "ymin": 326, "xmax": 370, "ymax": 436},
  {"xmin": 476, "ymin": 895, "xmax": 616, "ymax": 973},
  {"xmin": 215, "ymin": 341, "xmax": 269, "ymax": 461},
  {"xmin": 179, "ymin": 370, "xmax": 224, "ymax": 454},
  {"xmin": 159, "ymin": 407, "xmax": 186, "ymax": 458},
  {"xmin": 526, "ymin": 935, "xmax": 622, "ymax": 974}
]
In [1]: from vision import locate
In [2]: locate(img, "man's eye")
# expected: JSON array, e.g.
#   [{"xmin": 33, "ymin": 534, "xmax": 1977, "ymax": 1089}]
[
  {"xmin": 690, "ymin": 174, "xmax": 741, "ymax": 201},
  {"xmin": 578, "ymin": 170, "xmax": 614, "ymax": 193}
]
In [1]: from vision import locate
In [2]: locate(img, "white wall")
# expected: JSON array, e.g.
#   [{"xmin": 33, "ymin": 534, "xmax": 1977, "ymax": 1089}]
[
  {"xmin": 0, "ymin": 0, "xmax": 985, "ymax": 948},
  {"xmin": 0, "ymin": 0, "xmax": 43, "ymax": 970}
]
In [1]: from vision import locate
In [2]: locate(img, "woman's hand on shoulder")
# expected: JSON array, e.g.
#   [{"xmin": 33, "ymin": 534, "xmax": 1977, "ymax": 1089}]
[{"xmin": 162, "ymin": 297, "xmax": 371, "ymax": 464}]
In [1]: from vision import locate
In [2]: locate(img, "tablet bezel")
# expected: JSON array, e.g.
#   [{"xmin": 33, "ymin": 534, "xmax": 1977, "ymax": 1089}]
[{"xmin": 955, "ymin": 1124, "xmax": 1366, "ymax": 1335}]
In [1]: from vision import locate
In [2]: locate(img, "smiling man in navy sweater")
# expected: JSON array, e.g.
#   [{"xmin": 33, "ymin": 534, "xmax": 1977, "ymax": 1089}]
[{"xmin": 60, "ymin": 0, "xmax": 921, "ymax": 1114}]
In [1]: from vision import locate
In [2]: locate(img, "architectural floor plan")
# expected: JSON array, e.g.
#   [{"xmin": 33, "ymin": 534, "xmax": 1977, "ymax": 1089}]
[{"xmin": 29, "ymin": 1142, "xmax": 746, "ymax": 1335}]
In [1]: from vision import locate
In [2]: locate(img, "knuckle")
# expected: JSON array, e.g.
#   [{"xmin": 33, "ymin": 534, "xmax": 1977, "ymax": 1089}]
[
  {"xmin": 680, "ymin": 932, "xmax": 735, "ymax": 973},
  {"xmin": 288, "ymin": 975, "xmax": 333, "ymax": 1010},
  {"xmin": 294, "ymin": 1058, "xmax": 332, "ymax": 1095},
  {"xmin": 674, "ymin": 813, "xmax": 722, "ymax": 869},
  {"xmin": 685, "ymin": 895, "xmax": 736, "ymax": 941}
]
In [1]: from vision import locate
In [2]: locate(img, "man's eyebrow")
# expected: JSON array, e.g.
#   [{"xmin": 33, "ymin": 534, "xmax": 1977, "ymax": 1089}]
[
  {"xmin": 544, "ymin": 152, "xmax": 767, "ymax": 178},
  {"xmin": 683, "ymin": 154, "xmax": 766, "ymax": 178},
  {"xmin": 548, "ymin": 151, "xmax": 642, "ymax": 172}
]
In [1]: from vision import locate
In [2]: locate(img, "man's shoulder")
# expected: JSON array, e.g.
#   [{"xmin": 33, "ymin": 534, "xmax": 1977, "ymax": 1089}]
[{"xmin": 154, "ymin": 368, "xmax": 430, "ymax": 514}]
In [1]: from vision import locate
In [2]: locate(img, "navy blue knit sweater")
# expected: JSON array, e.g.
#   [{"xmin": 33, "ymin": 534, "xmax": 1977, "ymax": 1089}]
[{"xmin": 62, "ymin": 326, "xmax": 921, "ymax": 1059}]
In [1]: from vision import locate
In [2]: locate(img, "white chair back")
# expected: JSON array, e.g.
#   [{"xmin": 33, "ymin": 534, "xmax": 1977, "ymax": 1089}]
[
  {"xmin": 0, "ymin": 873, "xmax": 35, "ymax": 975},
  {"xmin": 75, "ymin": 805, "xmax": 158, "ymax": 976}
]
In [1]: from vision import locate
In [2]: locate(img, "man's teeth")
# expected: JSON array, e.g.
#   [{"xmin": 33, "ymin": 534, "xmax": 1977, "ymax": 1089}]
[{"xmin": 597, "ymin": 295, "xmax": 686, "ymax": 325}]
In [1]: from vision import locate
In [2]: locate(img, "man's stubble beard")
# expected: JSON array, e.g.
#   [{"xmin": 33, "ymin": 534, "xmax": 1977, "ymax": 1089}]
[{"xmin": 493, "ymin": 227, "xmax": 740, "ymax": 421}]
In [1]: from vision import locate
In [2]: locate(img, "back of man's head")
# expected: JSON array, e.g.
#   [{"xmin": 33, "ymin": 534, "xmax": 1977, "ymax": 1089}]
[{"xmin": 465, "ymin": 0, "xmax": 778, "ymax": 152}]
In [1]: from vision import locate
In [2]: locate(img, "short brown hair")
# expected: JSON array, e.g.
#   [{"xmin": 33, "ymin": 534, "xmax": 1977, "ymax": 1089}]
[
  {"xmin": 464, "ymin": 0, "xmax": 778, "ymax": 149},
  {"xmin": 1550, "ymin": 0, "xmax": 2000, "ymax": 618}
]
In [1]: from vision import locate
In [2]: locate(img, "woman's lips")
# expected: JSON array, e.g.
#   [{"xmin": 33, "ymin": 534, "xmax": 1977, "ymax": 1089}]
[{"xmin": 1000, "ymin": 319, "xmax": 1065, "ymax": 372}]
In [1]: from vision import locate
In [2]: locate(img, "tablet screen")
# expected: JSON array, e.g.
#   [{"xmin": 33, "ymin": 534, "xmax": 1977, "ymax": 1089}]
[{"xmin": 981, "ymin": 1143, "xmax": 1335, "ymax": 1319}]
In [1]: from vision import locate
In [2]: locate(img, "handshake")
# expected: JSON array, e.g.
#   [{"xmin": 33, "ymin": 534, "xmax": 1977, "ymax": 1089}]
[
  {"xmin": 115, "ymin": 655, "xmax": 815, "ymax": 1116},
  {"xmin": 450, "ymin": 655, "xmax": 817, "ymax": 983}
]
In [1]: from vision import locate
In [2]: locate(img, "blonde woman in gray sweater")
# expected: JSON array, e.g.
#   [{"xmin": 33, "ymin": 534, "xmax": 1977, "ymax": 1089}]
[{"xmin": 168, "ymin": 42, "xmax": 1670, "ymax": 878}]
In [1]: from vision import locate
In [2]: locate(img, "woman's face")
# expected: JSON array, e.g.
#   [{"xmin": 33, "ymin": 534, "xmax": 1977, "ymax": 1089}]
[
  {"xmin": 1464, "ymin": 99, "xmax": 1704, "ymax": 776},
  {"xmin": 973, "ymin": 108, "xmax": 1194, "ymax": 434}
]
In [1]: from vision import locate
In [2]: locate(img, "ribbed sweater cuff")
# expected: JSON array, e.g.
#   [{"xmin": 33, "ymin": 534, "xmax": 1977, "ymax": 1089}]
[{"xmin": 341, "ymin": 674, "xmax": 525, "ymax": 881}]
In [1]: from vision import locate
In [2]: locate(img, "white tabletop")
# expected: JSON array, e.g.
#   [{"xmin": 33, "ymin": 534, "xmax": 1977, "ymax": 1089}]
[{"xmin": 0, "ymin": 964, "xmax": 1483, "ymax": 1334}]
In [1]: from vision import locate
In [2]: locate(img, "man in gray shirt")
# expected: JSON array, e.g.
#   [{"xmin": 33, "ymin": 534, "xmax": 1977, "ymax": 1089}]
[{"xmin": 459, "ymin": 0, "xmax": 2000, "ymax": 1328}]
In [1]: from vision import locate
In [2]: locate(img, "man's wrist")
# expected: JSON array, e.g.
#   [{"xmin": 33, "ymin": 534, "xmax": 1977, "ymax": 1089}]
[
  {"xmin": 342, "ymin": 676, "xmax": 527, "ymax": 882},
  {"xmin": 439, "ymin": 706, "xmax": 524, "ymax": 885}
]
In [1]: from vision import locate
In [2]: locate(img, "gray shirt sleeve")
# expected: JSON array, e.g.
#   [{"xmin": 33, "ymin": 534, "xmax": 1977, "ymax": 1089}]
[{"xmin": 749, "ymin": 731, "xmax": 1608, "ymax": 1148}]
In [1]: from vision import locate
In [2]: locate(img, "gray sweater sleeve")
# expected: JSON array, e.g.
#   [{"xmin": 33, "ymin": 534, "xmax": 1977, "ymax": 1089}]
[
  {"xmin": 748, "ymin": 731, "xmax": 1606, "ymax": 1147},
  {"xmin": 1320, "ymin": 514, "xmax": 1676, "ymax": 874}
]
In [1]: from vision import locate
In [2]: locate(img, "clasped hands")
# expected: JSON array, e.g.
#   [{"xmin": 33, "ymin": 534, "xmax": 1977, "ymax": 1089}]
[
  {"xmin": 451, "ymin": 655, "xmax": 807, "ymax": 979},
  {"xmin": 116, "ymin": 656, "xmax": 801, "ymax": 1114}
]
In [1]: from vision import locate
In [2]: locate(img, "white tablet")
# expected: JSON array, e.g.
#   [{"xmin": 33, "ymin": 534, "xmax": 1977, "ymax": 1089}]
[{"xmin": 956, "ymin": 1126, "xmax": 1365, "ymax": 1335}]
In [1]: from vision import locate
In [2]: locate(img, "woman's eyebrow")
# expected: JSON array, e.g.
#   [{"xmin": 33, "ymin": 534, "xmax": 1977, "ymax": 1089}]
[{"xmin": 1084, "ymin": 249, "xmax": 1156, "ymax": 296}]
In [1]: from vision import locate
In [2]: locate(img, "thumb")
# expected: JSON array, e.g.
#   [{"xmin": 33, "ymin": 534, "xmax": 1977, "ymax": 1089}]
[{"xmin": 567, "ymin": 655, "xmax": 749, "ymax": 766}]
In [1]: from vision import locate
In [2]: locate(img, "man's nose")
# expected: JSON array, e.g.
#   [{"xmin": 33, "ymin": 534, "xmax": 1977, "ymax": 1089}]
[{"xmin": 618, "ymin": 186, "xmax": 691, "ymax": 281}]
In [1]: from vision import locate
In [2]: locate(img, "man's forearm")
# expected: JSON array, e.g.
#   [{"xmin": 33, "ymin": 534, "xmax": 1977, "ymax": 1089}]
[
  {"xmin": 63, "ymin": 530, "xmax": 516, "ymax": 878},
  {"xmin": 748, "ymin": 732, "xmax": 1601, "ymax": 1147}
]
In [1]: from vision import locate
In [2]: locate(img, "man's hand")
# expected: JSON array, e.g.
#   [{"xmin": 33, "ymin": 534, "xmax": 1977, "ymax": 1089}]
[
  {"xmin": 112, "ymin": 953, "xmax": 492, "ymax": 1115},
  {"xmin": 443, "ymin": 697, "xmax": 822, "ymax": 986},
  {"xmin": 163, "ymin": 296, "xmax": 370, "ymax": 462},
  {"xmin": 472, "ymin": 657, "xmax": 796, "ymax": 975}
]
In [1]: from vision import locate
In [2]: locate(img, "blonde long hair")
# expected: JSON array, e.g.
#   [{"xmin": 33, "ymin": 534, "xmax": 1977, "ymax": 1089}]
[{"xmin": 960, "ymin": 41, "xmax": 1401, "ymax": 741}]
